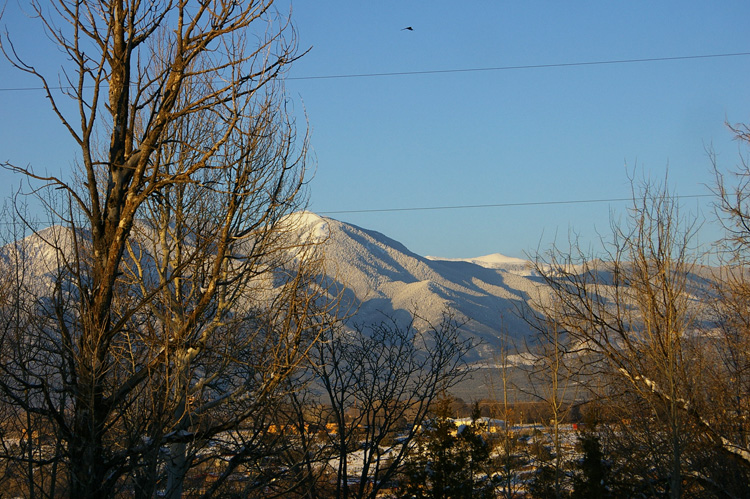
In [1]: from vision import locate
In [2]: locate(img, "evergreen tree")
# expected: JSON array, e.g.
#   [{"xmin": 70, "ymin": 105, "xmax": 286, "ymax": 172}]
[
  {"xmin": 528, "ymin": 464, "xmax": 561, "ymax": 499},
  {"xmin": 528, "ymin": 433, "xmax": 564, "ymax": 499},
  {"xmin": 398, "ymin": 400, "xmax": 495, "ymax": 499},
  {"xmin": 571, "ymin": 430, "xmax": 611, "ymax": 499}
]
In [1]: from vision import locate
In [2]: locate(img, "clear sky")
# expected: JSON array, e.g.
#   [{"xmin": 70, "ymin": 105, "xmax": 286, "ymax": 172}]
[{"xmin": 2, "ymin": 1, "xmax": 750, "ymax": 260}]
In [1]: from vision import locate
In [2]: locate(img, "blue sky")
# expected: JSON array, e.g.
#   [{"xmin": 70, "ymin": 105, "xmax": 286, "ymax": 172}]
[
  {"xmin": 285, "ymin": 1, "xmax": 750, "ymax": 259},
  {"xmin": 2, "ymin": 1, "xmax": 750, "ymax": 260}
]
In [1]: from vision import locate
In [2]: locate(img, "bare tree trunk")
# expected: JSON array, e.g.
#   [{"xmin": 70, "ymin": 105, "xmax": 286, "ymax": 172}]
[{"xmin": 521, "ymin": 308, "xmax": 578, "ymax": 498}]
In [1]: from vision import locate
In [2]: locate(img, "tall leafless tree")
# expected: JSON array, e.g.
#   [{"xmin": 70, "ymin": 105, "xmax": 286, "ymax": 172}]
[
  {"xmin": 530, "ymin": 178, "xmax": 708, "ymax": 498},
  {"xmin": 487, "ymin": 329, "xmax": 526, "ymax": 499},
  {"xmin": 0, "ymin": 1, "xmax": 322, "ymax": 497},
  {"xmin": 521, "ymin": 308, "xmax": 579, "ymax": 499}
]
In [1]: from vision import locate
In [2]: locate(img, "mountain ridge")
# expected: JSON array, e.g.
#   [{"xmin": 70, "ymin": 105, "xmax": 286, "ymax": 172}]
[{"xmin": 293, "ymin": 213, "xmax": 542, "ymax": 361}]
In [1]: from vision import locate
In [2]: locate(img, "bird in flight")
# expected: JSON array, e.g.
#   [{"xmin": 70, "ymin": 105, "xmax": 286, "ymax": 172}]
[{"xmin": 401, "ymin": 26, "xmax": 413, "ymax": 31}]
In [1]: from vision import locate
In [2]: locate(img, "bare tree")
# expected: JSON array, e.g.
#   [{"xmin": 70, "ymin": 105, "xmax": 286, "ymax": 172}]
[
  {"xmin": 116, "ymin": 78, "xmax": 326, "ymax": 497},
  {"xmin": 697, "ymin": 122, "xmax": 750, "ymax": 491},
  {"xmin": 0, "ymin": 1, "xmax": 319, "ymax": 496},
  {"xmin": 486, "ymin": 322, "xmax": 527, "ymax": 499},
  {"xmin": 521, "ymin": 309, "xmax": 579, "ymax": 499},
  {"xmin": 287, "ymin": 311, "xmax": 473, "ymax": 499},
  {"xmin": 0, "ymin": 207, "xmax": 70, "ymax": 498},
  {"xmin": 530, "ymin": 178, "xmax": 708, "ymax": 498}
]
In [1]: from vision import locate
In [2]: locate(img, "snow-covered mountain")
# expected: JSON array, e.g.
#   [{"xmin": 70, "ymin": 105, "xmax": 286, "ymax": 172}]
[
  {"xmin": 0, "ymin": 213, "xmax": 556, "ymax": 365},
  {"xmin": 294, "ymin": 213, "xmax": 543, "ymax": 362},
  {"xmin": 5, "ymin": 213, "xmax": 717, "ymax": 399}
]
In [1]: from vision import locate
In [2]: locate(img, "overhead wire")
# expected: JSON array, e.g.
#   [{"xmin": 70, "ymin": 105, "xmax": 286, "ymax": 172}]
[
  {"xmin": 318, "ymin": 194, "xmax": 714, "ymax": 215},
  {"xmin": 287, "ymin": 52, "xmax": 750, "ymax": 81},
  {"xmin": 0, "ymin": 194, "xmax": 714, "ymax": 226},
  {"xmin": 0, "ymin": 51, "xmax": 749, "ymax": 91},
  {"xmin": 0, "ymin": 51, "xmax": 738, "ymax": 222}
]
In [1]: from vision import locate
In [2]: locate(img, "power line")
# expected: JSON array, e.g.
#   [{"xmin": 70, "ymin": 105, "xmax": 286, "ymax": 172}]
[
  {"xmin": 318, "ymin": 194, "xmax": 714, "ymax": 215},
  {"xmin": 288, "ymin": 52, "xmax": 750, "ymax": 81},
  {"xmin": 1, "ymin": 52, "xmax": 748, "ymax": 92},
  {"xmin": 0, "ymin": 194, "xmax": 713, "ymax": 225}
]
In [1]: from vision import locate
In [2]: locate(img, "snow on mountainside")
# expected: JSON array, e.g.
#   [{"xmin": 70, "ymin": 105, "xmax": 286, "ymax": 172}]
[
  {"xmin": 2, "ymin": 213, "xmax": 717, "ymax": 368},
  {"xmin": 1, "ymin": 214, "xmax": 545, "ymax": 363},
  {"xmin": 290, "ymin": 213, "xmax": 543, "ymax": 362},
  {"xmin": 5, "ymin": 213, "xmax": 718, "ymax": 399}
]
